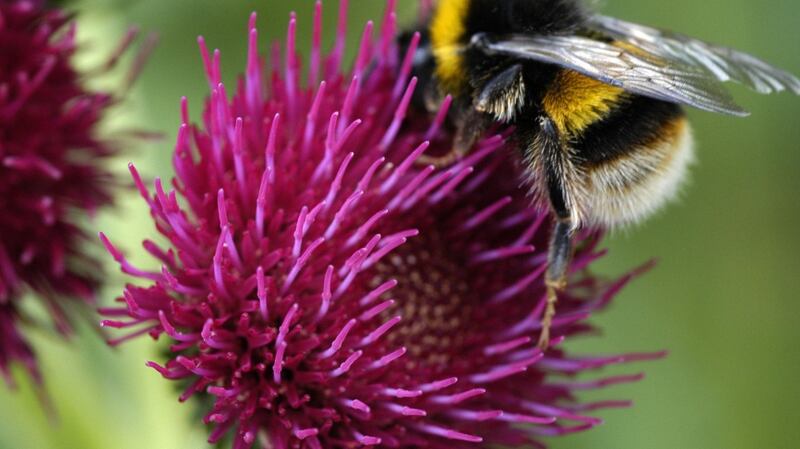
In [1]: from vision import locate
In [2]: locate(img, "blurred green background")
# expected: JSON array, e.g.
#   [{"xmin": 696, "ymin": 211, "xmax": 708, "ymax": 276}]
[{"xmin": 1, "ymin": 0, "xmax": 798, "ymax": 448}]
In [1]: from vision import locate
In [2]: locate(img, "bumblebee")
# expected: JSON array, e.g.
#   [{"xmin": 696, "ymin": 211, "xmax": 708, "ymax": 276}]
[{"xmin": 403, "ymin": 0, "xmax": 800, "ymax": 349}]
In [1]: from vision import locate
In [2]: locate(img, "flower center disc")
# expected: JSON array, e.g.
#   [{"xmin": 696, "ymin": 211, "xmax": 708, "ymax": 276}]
[{"xmin": 373, "ymin": 229, "xmax": 479, "ymax": 372}]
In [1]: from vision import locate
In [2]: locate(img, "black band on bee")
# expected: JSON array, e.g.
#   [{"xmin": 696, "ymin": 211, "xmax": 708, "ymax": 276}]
[{"xmin": 574, "ymin": 96, "xmax": 685, "ymax": 168}]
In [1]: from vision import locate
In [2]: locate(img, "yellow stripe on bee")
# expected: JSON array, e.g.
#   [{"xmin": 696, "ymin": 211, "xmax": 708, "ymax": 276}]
[
  {"xmin": 430, "ymin": 0, "xmax": 469, "ymax": 93},
  {"xmin": 543, "ymin": 70, "xmax": 626, "ymax": 136}
]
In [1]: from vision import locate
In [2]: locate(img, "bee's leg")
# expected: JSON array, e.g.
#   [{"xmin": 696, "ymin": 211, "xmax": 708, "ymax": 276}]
[
  {"xmin": 423, "ymin": 76, "xmax": 445, "ymax": 114},
  {"xmin": 417, "ymin": 106, "xmax": 491, "ymax": 167},
  {"xmin": 474, "ymin": 64, "xmax": 525, "ymax": 123},
  {"xmin": 418, "ymin": 64, "xmax": 523, "ymax": 168},
  {"xmin": 538, "ymin": 218, "xmax": 573, "ymax": 350},
  {"xmin": 535, "ymin": 115, "xmax": 574, "ymax": 350}
]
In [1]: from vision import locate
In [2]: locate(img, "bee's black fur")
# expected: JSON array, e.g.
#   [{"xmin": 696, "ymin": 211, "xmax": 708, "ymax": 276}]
[
  {"xmin": 463, "ymin": 0, "xmax": 588, "ymax": 39},
  {"xmin": 461, "ymin": 0, "xmax": 586, "ymax": 103},
  {"xmin": 574, "ymin": 97, "xmax": 684, "ymax": 167}
]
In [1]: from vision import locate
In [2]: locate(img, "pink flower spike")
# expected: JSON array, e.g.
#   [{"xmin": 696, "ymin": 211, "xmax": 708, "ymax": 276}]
[
  {"xmin": 359, "ymin": 299, "xmax": 395, "ymax": 322},
  {"xmin": 368, "ymin": 347, "xmax": 407, "ymax": 370},
  {"xmin": 318, "ymin": 319, "xmax": 356, "ymax": 360},
  {"xmin": 420, "ymin": 377, "xmax": 459, "ymax": 393},
  {"xmin": 256, "ymin": 266, "xmax": 268, "ymax": 321},
  {"xmin": 414, "ymin": 424, "xmax": 483, "ymax": 443},
  {"xmin": 246, "ymin": 17, "xmax": 262, "ymax": 116},
  {"xmin": 293, "ymin": 428, "xmax": 318, "ymax": 440},
  {"xmin": 331, "ymin": 350, "xmax": 362, "ymax": 378},
  {"xmin": 359, "ymin": 316, "xmax": 401, "ymax": 347},
  {"xmin": 100, "ymin": 233, "xmax": 160, "ymax": 282},
  {"xmin": 353, "ymin": 432, "xmax": 381, "ymax": 446},
  {"xmin": 327, "ymin": 0, "xmax": 348, "ymax": 76},
  {"xmin": 309, "ymin": 1, "xmax": 323, "ymax": 87},
  {"xmin": 353, "ymin": 21, "xmax": 374, "ymax": 80},
  {"xmin": 380, "ymin": 77, "xmax": 419, "ymax": 151},
  {"xmin": 498, "ymin": 413, "xmax": 558, "ymax": 425},
  {"xmin": 425, "ymin": 94, "xmax": 453, "ymax": 141},
  {"xmin": 430, "ymin": 388, "xmax": 487, "ymax": 406},
  {"xmin": 317, "ymin": 265, "xmax": 334, "ymax": 319},
  {"xmin": 380, "ymin": 0, "xmax": 397, "ymax": 57},
  {"xmin": 359, "ymin": 279, "xmax": 397, "ymax": 306},
  {"xmin": 448, "ymin": 409, "xmax": 503, "ymax": 421},
  {"xmin": 284, "ymin": 12, "xmax": 298, "ymax": 108}
]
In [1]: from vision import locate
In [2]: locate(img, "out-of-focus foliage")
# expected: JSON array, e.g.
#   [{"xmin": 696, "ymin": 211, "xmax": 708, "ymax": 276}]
[{"xmin": 0, "ymin": 1, "xmax": 797, "ymax": 449}]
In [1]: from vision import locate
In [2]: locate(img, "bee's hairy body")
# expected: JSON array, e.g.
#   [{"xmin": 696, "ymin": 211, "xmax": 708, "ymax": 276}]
[
  {"xmin": 404, "ymin": 0, "xmax": 800, "ymax": 348},
  {"xmin": 428, "ymin": 0, "xmax": 694, "ymax": 229}
]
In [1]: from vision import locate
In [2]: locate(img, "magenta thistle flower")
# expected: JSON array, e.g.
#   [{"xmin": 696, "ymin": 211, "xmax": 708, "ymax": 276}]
[
  {"xmin": 101, "ymin": 2, "xmax": 661, "ymax": 447},
  {"xmin": 0, "ymin": 0, "xmax": 151, "ymax": 385}
]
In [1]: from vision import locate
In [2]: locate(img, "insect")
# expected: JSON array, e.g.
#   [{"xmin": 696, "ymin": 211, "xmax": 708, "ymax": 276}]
[{"xmin": 402, "ymin": 0, "xmax": 800, "ymax": 349}]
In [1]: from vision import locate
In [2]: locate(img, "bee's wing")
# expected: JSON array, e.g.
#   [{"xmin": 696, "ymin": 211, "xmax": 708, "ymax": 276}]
[
  {"xmin": 478, "ymin": 33, "xmax": 751, "ymax": 116},
  {"xmin": 589, "ymin": 15, "xmax": 800, "ymax": 96}
]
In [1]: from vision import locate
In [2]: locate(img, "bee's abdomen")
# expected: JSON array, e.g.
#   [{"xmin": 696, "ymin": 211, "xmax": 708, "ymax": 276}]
[
  {"xmin": 574, "ymin": 96, "xmax": 685, "ymax": 166},
  {"xmin": 572, "ymin": 97, "xmax": 693, "ymax": 228}
]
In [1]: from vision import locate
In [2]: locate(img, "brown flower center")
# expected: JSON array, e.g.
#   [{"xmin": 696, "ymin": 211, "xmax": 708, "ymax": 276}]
[{"xmin": 370, "ymin": 229, "xmax": 476, "ymax": 371}]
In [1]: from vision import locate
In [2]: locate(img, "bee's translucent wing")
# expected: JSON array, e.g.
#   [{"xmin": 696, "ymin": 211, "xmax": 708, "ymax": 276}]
[
  {"xmin": 589, "ymin": 15, "xmax": 800, "ymax": 96},
  {"xmin": 477, "ymin": 33, "xmax": 750, "ymax": 116}
]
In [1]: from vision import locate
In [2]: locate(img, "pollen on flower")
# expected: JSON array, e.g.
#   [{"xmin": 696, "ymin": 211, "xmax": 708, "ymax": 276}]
[
  {"xmin": 0, "ymin": 0, "xmax": 153, "ymax": 386},
  {"xmin": 101, "ymin": 1, "xmax": 662, "ymax": 448}
]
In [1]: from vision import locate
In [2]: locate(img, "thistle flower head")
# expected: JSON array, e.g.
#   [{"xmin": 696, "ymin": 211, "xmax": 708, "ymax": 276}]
[
  {"xmin": 102, "ymin": 2, "xmax": 660, "ymax": 447},
  {"xmin": 0, "ymin": 0, "xmax": 105, "ymax": 384},
  {"xmin": 0, "ymin": 0, "xmax": 149, "ymax": 385}
]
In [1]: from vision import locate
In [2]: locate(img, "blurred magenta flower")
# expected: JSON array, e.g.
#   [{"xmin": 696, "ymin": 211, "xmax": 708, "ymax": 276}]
[
  {"xmin": 101, "ymin": 2, "xmax": 660, "ymax": 447},
  {"xmin": 0, "ymin": 0, "xmax": 152, "ymax": 386}
]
